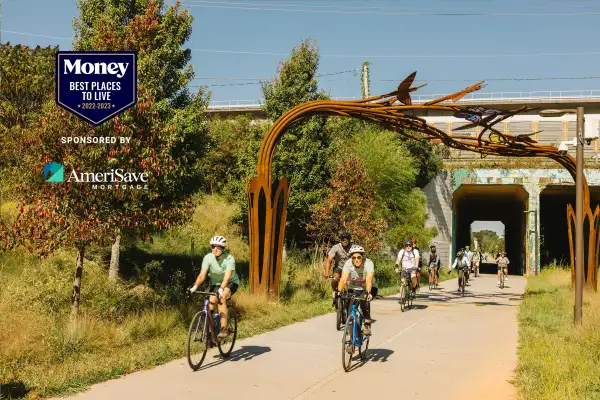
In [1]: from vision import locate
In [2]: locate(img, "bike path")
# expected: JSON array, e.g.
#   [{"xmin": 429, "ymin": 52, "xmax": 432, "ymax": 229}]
[{"xmin": 53, "ymin": 274, "xmax": 525, "ymax": 400}]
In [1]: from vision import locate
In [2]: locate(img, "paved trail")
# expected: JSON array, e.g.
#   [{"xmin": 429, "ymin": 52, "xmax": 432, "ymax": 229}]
[{"xmin": 54, "ymin": 274, "xmax": 525, "ymax": 400}]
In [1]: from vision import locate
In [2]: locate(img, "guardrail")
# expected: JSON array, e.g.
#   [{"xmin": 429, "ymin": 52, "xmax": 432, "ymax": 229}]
[{"xmin": 208, "ymin": 90, "xmax": 600, "ymax": 110}]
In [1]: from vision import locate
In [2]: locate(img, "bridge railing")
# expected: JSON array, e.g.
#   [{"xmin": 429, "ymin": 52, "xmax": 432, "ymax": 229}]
[{"xmin": 208, "ymin": 90, "xmax": 600, "ymax": 110}]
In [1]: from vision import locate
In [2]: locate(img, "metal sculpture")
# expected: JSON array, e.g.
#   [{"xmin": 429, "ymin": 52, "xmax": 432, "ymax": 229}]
[{"xmin": 247, "ymin": 71, "xmax": 598, "ymax": 297}]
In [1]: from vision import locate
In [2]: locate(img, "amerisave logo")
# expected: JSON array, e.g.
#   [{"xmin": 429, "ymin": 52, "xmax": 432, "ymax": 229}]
[
  {"xmin": 43, "ymin": 162, "xmax": 148, "ymax": 190},
  {"xmin": 44, "ymin": 162, "xmax": 65, "ymax": 182},
  {"xmin": 55, "ymin": 51, "xmax": 138, "ymax": 127}
]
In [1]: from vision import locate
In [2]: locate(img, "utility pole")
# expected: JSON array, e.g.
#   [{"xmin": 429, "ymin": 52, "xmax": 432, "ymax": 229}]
[{"xmin": 361, "ymin": 62, "xmax": 370, "ymax": 99}]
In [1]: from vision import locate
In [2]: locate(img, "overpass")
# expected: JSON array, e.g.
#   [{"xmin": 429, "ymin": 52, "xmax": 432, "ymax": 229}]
[{"xmin": 208, "ymin": 90, "xmax": 600, "ymax": 276}]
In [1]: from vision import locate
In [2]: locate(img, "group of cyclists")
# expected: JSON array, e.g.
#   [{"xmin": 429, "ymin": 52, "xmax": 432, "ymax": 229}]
[{"xmin": 187, "ymin": 232, "xmax": 510, "ymax": 342}]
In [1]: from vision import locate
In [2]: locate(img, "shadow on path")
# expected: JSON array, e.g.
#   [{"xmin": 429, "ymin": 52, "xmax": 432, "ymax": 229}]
[{"xmin": 198, "ymin": 346, "xmax": 271, "ymax": 371}]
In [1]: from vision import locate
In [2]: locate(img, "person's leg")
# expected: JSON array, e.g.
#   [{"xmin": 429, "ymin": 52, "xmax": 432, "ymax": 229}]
[
  {"xmin": 332, "ymin": 268, "xmax": 341, "ymax": 306},
  {"xmin": 497, "ymin": 267, "xmax": 501, "ymax": 285}
]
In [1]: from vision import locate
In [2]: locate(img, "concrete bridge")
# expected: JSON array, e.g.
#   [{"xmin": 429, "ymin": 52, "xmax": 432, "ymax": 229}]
[{"xmin": 208, "ymin": 90, "xmax": 600, "ymax": 276}]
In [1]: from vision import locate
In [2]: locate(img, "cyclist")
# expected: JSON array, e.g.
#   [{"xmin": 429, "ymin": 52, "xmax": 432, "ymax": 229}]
[
  {"xmin": 472, "ymin": 249, "xmax": 481, "ymax": 277},
  {"xmin": 428, "ymin": 244, "xmax": 441, "ymax": 286},
  {"xmin": 495, "ymin": 251, "xmax": 510, "ymax": 287},
  {"xmin": 325, "ymin": 232, "xmax": 352, "ymax": 306},
  {"xmin": 464, "ymin": 245, "xmax": 473, "ymax": 283},
  {"xmin": 337, "ymin": 245, "xmax": 377, "ymax": 335},
  {"xmin": 451, "ymin": 248, "xmax": 470, "ymax": 291},
  {"xmin": 412, "ymin": 237, "xmax": 423, "ymax": 290},
  {"xmin": 189, "ymin": 236, "xmax": 239, "ymax": 339},
  {"xmin": 395, "ymin": 239, "xmax": 420, "ymax": 296}
]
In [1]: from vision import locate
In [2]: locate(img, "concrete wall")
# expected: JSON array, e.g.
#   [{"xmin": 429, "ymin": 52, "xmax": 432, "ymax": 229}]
[{"xmin": 422, "ymin": 171, "xmax": 454, "ymax": 268}]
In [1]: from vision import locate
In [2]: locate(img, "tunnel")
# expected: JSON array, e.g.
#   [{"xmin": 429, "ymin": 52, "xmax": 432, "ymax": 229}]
[
  {"xmin": 453, "ymin": 185, "xmax": 528, "ymax": 275},
  {"xmin": 540, "ymin": 185, "xmax": 600, "ymax": 270}
]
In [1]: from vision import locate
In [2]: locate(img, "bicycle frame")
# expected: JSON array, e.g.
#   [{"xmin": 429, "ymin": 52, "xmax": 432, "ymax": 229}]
[
  {"xmin": 192, "ymin": 292, "xmax": 221, "ymax": 345},
  {"xmin": 344, "ymin": 292, "xmax": 368, "ymax": 346}
]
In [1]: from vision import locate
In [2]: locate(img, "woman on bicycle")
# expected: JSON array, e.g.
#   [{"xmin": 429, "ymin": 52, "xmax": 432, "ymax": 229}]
[
  {"xmin": 189, "ymin": 236, "xmax": 240, "ymax": 338},
  {"xmin": 495, "ymin": 251, "xmax": 509, "ymax": 287},
  {"xmin": 451, "ymin": 248, "xmax": 470, "ymax": 291},
  {"xmin": 337, "ymin": 245, "xmax": 377, "ymax": 336}
]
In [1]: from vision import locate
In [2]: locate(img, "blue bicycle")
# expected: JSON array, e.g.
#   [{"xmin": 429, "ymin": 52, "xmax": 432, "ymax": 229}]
[{"xmin": 341, "ymin": 288, "xmax": 371, "ymax": 371}]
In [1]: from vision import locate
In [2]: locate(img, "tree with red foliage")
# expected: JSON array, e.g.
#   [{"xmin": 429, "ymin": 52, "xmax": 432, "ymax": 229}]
[{"xmin": 309, "ymin": 153, "xmax": 386, "ymax": 254}]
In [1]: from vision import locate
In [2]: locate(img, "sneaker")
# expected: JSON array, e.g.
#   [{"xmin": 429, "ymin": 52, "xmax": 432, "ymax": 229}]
[
  {"xmin": 497, "ymin": 281, "xmax": 500, "ymax": 286},
  {"xmin": 362, "ymin": 324, "xmax": 371, "ymax": 336},
  {"xmin": 217, "ymin": 328, "xmax": 229, "ymax": 339}
]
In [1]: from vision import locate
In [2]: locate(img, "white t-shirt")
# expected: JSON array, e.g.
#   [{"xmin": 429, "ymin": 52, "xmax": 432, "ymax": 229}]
[
  {"xmin": 396, "ymin": 249, "xmax": 420, "ymax": 270},
  {"xmin": 342, "ymin": 258, "xmax": 377, "ymax": 289}
]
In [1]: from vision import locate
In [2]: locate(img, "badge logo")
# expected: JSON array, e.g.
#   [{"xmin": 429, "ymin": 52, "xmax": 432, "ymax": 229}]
[{"xmin": 55, "ymin": 51, "xmax": 138, "ymax": 127}]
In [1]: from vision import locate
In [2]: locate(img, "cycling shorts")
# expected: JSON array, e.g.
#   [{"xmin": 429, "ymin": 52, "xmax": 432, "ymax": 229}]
[{"xmin": 210, "ymin": 282, "xmax": 239, "ymax": 296}]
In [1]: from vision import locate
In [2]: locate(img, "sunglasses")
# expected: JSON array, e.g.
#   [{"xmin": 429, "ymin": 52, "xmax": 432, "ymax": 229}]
[
  {"xmin": 351, "ymin": 255, "xmax": 363, "ymax": 260},
  {"xmin": 211, "ymin": 245, "xmax": 224, "ymax": 251}
]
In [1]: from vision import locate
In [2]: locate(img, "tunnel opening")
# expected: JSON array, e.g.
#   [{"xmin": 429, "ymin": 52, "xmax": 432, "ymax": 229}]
[
  {"xmin": 470, "ymin": 221, "xmax": 505, "ymax": 274},
  {"xmin": 540, "ymin": 185, "xmax": 600, "ymax": 272},
  {"xmin": 453, "ymin": 185, "xmax": 528, "ymax": 275}
]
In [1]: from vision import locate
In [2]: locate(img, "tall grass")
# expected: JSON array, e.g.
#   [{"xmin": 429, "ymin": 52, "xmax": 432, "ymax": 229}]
[{"xmin": 516, "ymin": 267, "xmax": 600, "ymax": 400}]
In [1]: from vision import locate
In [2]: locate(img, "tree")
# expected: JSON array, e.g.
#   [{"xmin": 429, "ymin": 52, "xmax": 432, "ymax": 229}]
[
  {"xmin": 73, "ymin": 0, "xmax": 194, "ymax": 109},
  {"xmin": 260, "ymin": 39, "xmax": 332, "ymax": 245},
  {"xmin": 309, "ymin": 153, "xmax": 386, "ymax": 252},
  {"xmin": 8, "ymin": 89, "xmax": 203, "ymax": 315},
  {"xmin": 72, "ymin": 0, "xmax": 204, "ymax": 279},
  {"xmin": 332, "ymin": 122, "xmax": 437, "ymax": 250},
  {"xmin": 471, "ymin": 229, "xmax": 504, "ymax": 254},
  {"xmin": 0, "ymin": 44, "xmax": 57, "ymax": 214}
]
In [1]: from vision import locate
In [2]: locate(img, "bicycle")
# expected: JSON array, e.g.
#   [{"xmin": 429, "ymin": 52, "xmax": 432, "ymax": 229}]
[
  {"xmin": 428, "ymin": 266, "xmax": 439, "ymax": 290},
  {"xmin": 398, "ymin": 269, "xmax": 414, "ymax": 312},
  {"xmin": 341, "ymin": 288, "xmax": 371, "ymax": 372},
  {"xmin": 329, "ymin": 276, "xmax": 349, "ymax": 331},
  {"xmin": 187, "ymin": 291, "xmax": 238, "ymax": 371},
  {"xmin": 499, "ymin": 266, "xmax": 506, "ymax": 289},
  {"xmin": 457, "ymin": 267, "xmax": 467, "ymax": 296}
]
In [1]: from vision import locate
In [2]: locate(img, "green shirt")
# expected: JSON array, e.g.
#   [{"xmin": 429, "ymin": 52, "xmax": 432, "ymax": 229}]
[{"xmin": 201, "ymin": 252, "xmax": 240, "ymax": 286}]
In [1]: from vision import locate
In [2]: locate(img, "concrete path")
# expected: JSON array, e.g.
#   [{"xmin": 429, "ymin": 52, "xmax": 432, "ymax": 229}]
[{"xmin": 53, "ymin": 274, "xmax": 525, "ymax": 400}]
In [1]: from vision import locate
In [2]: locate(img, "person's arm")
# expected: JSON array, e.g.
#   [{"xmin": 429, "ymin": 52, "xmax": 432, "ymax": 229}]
[
  {"xmin": 451, "ymin": 258, "xmax": 457, "ymax": 270},
  {"xmin": 221, "ymin": 256, "xmax": 235, "ymax": 288},
  {"xmin": 415, "ymin": 250, "xmax": 421, "ymax": 269},
  {"xmin": 337, "ymin": 270, "xmax": 350, "ymax": 292},
  {"xmin": 190, "ymin": 256, "xmax": 210, "ymax": 292},
  {"xmin": 394, "ymin": 250, "xmax": 403, "ymax": 271},
  {"xmin": 366, "ymin": 271, "xmax": 374, "ymax": 294}
]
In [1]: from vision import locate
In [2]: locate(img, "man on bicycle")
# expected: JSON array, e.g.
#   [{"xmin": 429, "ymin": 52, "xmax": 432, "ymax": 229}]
[
  {"xmin": 337, "ymin": 245, "xmax": 377, "ymax": 336},
  {"xmin": 395, "ymin": 239, "xmax": 420, "ymax": 295},
  {"xmin": 428, "ymin": 245, "xmax": 441, "ymax": 286},
  {"xmin": 451, "ymin": 248, "xmax": 470, "ymax": 291},
  {"xmin": 189, "ymin": 236, "xmax": 239, "ymax": 338},
  {"xmin": 472, "ymin": 249, "xmax": 481, "ymax": 277},
  {"xmin": 495, "ymin": 251, "xmax": 509, "ymax": 287},
  {"xmin": 325, "ymin": 232, "xmax": 352, "ymax": 306}
]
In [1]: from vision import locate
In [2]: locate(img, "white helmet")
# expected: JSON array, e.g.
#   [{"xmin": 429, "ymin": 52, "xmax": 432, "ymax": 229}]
[
  {"xmin": 349, "ymin": 244, "xmax": 365, "ymax": 255},
  {"xmin": 209, "ymin": 236, "xmax": 227, "ymax": 247}
]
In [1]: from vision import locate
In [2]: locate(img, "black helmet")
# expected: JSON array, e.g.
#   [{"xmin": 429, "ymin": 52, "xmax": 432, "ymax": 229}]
[
  {"xmin": 404, "ymin": 239, "xmax": 413, "ymax": 247},
  {"xmin": 340, "ymin": 232, "xmax": 351, "ymax": 240},
  {"xmin": 430, "ymin": 244, "xmax": 436, "ymax": 249}
]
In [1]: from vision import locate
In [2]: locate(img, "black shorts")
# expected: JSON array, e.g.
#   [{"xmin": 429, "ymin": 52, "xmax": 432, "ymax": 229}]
[
  {"xmin": 333, "ymin": 266, "xmax": 343, "ymax": 276},
  {"xmin": 210, "ymin": 282, "xmax": 239, "ymax": 296}
]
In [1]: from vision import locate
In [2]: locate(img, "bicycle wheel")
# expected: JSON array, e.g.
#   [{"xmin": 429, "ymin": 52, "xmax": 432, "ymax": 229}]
[
  {"xmin": 461, "ymin": 273, "xmax": 466, "ymax": 296},
  {"xmin": 218, "ymin": 308, "xmax": 238, "ymax": 358},
  {"xmin": 187, "ymin": 311, "xmax": 209, "ymax": 370},
  {"xmin": 399, "ymin": 283, "xmax": 406, "ymax": 312},
  {"xmin": 408, "ymin": 286, "xmax": 413, "ymax": 308},
  {"xmin": 429, "ymin": 270, "xmax": 434, "ymax": 291},
  {"xmin": 342, "ymin": 315, "xmax": 355, "ymax": 372},
  {"xmin": 500, "ymin": 270, "xmax": 505, "ymax": 289}
]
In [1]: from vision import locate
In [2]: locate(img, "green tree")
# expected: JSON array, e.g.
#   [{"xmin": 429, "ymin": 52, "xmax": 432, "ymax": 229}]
[
  {"xmin": 308, "ymin": 153, "xmax": 386, "ymax": 252},
  {"xmin": 471, "ymin": 229, "xmax": 504, "ymax": 254},
  {"xmin": 0, "ymin": 44, "xmax": 57, "ymax": 213},
  {"xmin": 71, "ymin": 0, "xmax": 206, "ymax": 279},
  {"xmin": 260, "ymin": 39, "xmax": 331, "ymax": 245},
  {"xmin": 73, "ymin": 0, "xmax": 194, "ymax": 109},
  {"xmin": 7, "ymin": 90, "xmax": 202, "ymax": 315}
]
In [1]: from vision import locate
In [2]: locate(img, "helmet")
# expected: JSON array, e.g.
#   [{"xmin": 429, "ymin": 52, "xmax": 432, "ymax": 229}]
[
  {"xmin": 209, "ymin": 236, "xmax": 227, "ymax": 247},
  {"xmin": 349, "ymin": 244, "xmax": 365, "ymax": 255},
  {"xmin": 430, "ymin": 244, "xmax": 436, "ymax": 249},
  {"xmin": 465, "ymin": 245, "xmax": 470, "ymax": 249},
  {"xmin": 340, "ymin": 232, "xmax": 351, "ymax": 240},
  {"xmin": 404, "ymin": 240, "xmax": 413, "ymax": 247}
]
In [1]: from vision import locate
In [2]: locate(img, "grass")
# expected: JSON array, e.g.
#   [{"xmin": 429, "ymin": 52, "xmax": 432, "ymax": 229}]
[
  {"xmin": 0, "ymin": 195, "xmax": 456, "ymax": 399},
  {"xmin": 515, "ymin": 267, "xmax": 600, "ymax": 400}
]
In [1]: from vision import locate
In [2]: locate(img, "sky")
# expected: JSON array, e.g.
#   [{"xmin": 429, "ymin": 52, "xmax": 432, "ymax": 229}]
[
  {"xmin": 471, "ymin": 220, "xmax": 505, "ymax": 237},
  {"xmin": 3, "ymin": 0, "xmax": 600, "ymax": 105}
]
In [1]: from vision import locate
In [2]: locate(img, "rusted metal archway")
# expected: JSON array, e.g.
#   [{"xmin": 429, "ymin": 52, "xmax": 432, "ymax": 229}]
[{"xmin": 246, "ymin": 72, "xmax": 598, "ymax": 298}]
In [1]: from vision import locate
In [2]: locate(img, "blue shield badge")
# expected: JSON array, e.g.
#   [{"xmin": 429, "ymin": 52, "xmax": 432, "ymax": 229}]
[{"xmin": 55, "ymin": 51, "xmax": 138, "ymax": 126}]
